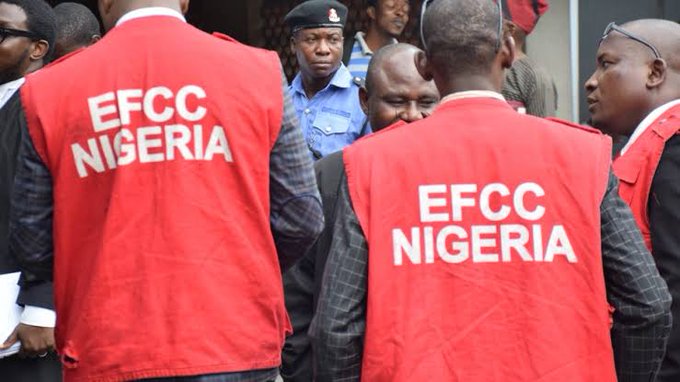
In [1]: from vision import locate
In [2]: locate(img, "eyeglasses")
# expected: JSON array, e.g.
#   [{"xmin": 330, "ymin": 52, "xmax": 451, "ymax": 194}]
[
  {"xmin": 0, "ymin": 27, "xmax": 40, "ymax": 45},
  {"xmin": 419, "ymin": 0, "xmax": 503, "ymax": 52},
  {"xmin": 601, "ymin": 22, "xmax": 661, "ymax": 59}
]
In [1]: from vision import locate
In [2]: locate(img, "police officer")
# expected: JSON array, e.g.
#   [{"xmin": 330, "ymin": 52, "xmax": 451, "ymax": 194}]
[{"xmin": 285, "ymin": 0, "xmax": 368, "ymax": 159}]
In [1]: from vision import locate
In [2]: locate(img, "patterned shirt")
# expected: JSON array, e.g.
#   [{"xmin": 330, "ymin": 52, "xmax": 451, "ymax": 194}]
[
  {"xmin": 346, "ymin": 32, "xmax": 398, "ymax": 80},
  {"xmin": 310, "ymin": 171, "xmax": 672, "ymax": 381},
  {"xmin": 502, "ymin": 55, "xmax": 558, "ymax": 117}
]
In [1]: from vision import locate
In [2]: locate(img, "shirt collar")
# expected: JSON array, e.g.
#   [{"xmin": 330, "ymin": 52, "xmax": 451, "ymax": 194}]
[
  {"xmin": 291, "ymin": 63, "xmax": 352, "ymax": 96},
  {"xmin": 438, "ymin": 90, "xmax": 506, "ymax": 109},
  {"xmin": 116, "ymin": 7, "xmax": 186, "ymax": 27},
  {"xmin": 355, "ymin": 32, "xmax": 397, "ymax": 56},
  {"xmin": 620, "ymin": 99, "xmax": 680, "ymax": 156},
  {"xmin": 0, "ymin": 77, "xmax": 25, "ymax": 109}
]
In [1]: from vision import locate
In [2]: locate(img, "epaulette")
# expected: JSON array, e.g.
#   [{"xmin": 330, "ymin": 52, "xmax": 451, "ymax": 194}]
[
  {"xmin": 352, "ymin": 76, "xmax": 365, "ymax": 88},
  {"xmin": 211, "ymin": 32, "xmax": 240, "ymax": 44},
  {"xmin": 546, "ymin": 117, "xmax": 603, "ymax": 135}
]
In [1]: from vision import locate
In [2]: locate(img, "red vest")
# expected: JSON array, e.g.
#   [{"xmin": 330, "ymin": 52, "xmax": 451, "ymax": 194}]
[
  {"xmin": 343, "ymin": 98, "xmax": 616, "ymax": 381},
  {"xmin": 612, "ymin": 105, "xmax": 680, "ymax": 251},
  {"xmin": 21, "ymin": 16, "xmax": 287, "ymax": 381}
]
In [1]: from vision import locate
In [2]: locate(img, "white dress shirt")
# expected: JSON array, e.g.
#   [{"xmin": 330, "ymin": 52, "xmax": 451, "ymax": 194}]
[
  {"xmin": 116, "ymin": 6, "xmax": 186, "ymax": 27},
  {"xmin": 620, "ymin": 99, "xmax": 680, "ymax": 156},
  {"xmin": 0, "ymin": 77, "xmax": 24, "ymax": 109}
]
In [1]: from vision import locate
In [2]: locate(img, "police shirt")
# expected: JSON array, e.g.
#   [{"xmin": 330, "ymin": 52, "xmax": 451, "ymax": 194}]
[{"xmin": 289, "ymin": 63, "xmax": 368, "ymax": 159}]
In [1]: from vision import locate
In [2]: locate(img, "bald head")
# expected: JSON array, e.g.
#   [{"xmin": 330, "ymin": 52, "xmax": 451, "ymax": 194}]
[
  {"xmin": 360, "ymin": 43, "xmax": 439, "ymax": 131},
  {"xmin": 365, "ymin": 43, "xmax": 420, "ymax": 92},
  {"xmin": 620, "ymin": 19, "xmax": 680, "ymax": 72},
  {"xmin": 585, "ymin": 18, "xmax": 680, "ymax": 137}
]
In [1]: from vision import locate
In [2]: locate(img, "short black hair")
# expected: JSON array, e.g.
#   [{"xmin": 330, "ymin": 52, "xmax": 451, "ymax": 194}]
[
  {"xmin": 367, "ymin": 0, "xmax": 377, "ymax": 6},
  {"xmin": 423, "ymin": 0, "xmax": 499, "ymax": 75},
  {"xmin": 0, "ymin": 0, "xmax": 56, "ymax": 60},
  {"xmin": 54, "ymin": 3, "xmax": 100, "ymax": 50}
]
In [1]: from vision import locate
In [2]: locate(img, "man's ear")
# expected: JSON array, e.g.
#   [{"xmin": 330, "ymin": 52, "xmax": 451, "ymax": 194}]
[
  {"xmin": 366, "ymin": 6, "xmax": 376, "ymax": 21},
  {"xmin": 647, "ymin": 58, "xmax": 667, "ymax": 89},
  {"xmin": 500, "ymin": 33, "xmax": 516, "ymax": 69},
  {"xmin": 359, "ymin": 86, "xmax": 369, "ymax": 115},
  {"xmin": 415, "ymin": 50, "xmax": 433, "ymax": 81},
  {"xmin": 98, "ymin": 0, "xmax": 114, "ymax": 17},
  {"xmin": 180, "ymin": 0, "xmax": 190, "ymax": 15},
  {"xmin": 30, "ymin": 40, "xmax": 49, "ymax": 62},
  {"xmin": 290, "ymin": 36, "xmax": 297, "ymax": 55}
]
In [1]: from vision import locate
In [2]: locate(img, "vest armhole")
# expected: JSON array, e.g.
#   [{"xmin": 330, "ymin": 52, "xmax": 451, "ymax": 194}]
[
  {"xmin": 269, "ymin": 52, "xmax": 285, "ymax": 149},
  {"xmin": 19, "ymin": 84, "xmax": 50, "ymax": 167},
  {"xmin": 342, "ymin": 147, "xmax": 370, "ymax": 240},
  {"xmin": 596, "ymin": 134, "xmax": 614, "ymax": 205}
]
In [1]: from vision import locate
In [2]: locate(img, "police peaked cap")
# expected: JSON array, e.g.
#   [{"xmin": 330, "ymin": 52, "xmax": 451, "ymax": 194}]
[{"xmin": 285, "ymin": 0, "xmax": 348, "ymax": 33}]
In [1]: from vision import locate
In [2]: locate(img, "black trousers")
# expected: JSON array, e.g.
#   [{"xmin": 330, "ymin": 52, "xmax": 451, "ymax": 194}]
[{"xmin": 0, "ymin": 352, "xmax": 62, "ymax": 382}]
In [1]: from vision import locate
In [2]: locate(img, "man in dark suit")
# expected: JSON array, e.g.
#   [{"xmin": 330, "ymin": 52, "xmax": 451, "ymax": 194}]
[
  {"xmin": 0, "ymin": 0, "xmax": 60, "ymax": 380},
  {"xmin": 281, "ymin": 43, "xmax": 439, "ymax": 382},
  {"xmin": 586, "ymin": 18, "xmax": 680, "ymax": 382}
]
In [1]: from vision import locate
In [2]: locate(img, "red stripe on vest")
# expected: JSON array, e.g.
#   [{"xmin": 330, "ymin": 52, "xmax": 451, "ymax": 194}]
[{"xmin": 613, "ymin": 106, "xmax": 680, "ymax": 251}]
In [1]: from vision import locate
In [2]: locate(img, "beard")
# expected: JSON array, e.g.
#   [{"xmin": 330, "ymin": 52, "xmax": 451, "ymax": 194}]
[{"xmin": 0, "ymin": 48, "xmax": 30, "ymax": 85}]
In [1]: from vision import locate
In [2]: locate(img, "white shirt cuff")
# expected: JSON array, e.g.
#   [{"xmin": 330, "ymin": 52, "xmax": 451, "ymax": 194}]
[{"xmin": 20, "ymin": 305, "xmax": 56, "ymax": 327}]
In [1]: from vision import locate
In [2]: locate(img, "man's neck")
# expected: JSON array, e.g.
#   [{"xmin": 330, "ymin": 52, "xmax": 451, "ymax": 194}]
[
  {"xmin": 301, "ymin": 72, "xmax": 334, "ymax": 99},
  {"xmin": 364, "ymin": 25, "xmax": 394, "ymax": 53},
  {"xmin": 436, "ymin": 74, "xmax": 502, "ymax": 98},
  {"xmin": 118, "ymin": 1, "xmax": 183, "ymax": 19}
]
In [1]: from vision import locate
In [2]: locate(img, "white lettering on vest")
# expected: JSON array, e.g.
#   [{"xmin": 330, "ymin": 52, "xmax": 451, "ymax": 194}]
[
  {"xmin": 75, "ymin": 85, "xmax": 234, "ymax": 178},
  {"xmin": 88, "ymin": 92, "xmax": 121, "ymax": 132},
  {"xmin": 392, "ymin": 182, "xmax": 578, "ymax": 266}
]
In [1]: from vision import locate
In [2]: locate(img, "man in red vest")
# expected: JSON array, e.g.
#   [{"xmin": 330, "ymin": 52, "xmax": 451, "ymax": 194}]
[
  {"xmin": 585, "ymin": 19, "xmax": 680, "ymax": 382},
  {"xmin": 6, "ymin": 0, "xmax": 324, "ymax": 381},
  {"xmin": 309, "ymin": 0, "xmax": 672, "ymax": 381}
]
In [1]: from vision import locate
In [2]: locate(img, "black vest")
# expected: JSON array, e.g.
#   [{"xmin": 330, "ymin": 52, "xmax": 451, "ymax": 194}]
[{"xmin": 0, "ymin": 91, "xmax": 24, "ymax": 274}]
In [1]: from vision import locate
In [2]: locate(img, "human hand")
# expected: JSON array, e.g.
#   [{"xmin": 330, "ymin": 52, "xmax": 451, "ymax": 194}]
[{"xmin": 1, "ymin": 323, "xmax": 55, "ymax": 358}]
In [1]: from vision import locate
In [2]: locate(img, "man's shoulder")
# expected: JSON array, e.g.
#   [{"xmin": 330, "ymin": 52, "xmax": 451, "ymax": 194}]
[
  {"xmin": 545, "ymin": 117, "xmax": 604, "ymax": 136},
  {"xmin": 210, "ymin": 32, "xmax": 280, "ymax": 58},
  {"xmin": 314, "ymin": 151, "xmax": 345, "ymax": 188}
]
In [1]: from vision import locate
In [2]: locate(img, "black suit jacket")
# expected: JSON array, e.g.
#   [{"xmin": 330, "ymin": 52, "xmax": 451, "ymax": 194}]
[
  {"xmin": 0, "ymin": 91, "xmax": 53, "ymax": 310},
  {"xmin": 281, "ymin": 151, "xmax": 345, "ymax": 382},
  {"xmin": 650, "ymin": 134, "xmax": 680, "ymax": 382}
]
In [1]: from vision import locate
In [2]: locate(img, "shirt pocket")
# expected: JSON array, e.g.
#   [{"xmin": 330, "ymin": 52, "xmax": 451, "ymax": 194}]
[{"xmin": 312, "ymin": 107, "xmax": 352, "ymax": 136}]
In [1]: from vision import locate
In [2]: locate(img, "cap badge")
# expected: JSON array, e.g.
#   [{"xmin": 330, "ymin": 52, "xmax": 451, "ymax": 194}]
[{"xmin": 328, "ymin": 8, "xmax": 340, "ymax": 22}]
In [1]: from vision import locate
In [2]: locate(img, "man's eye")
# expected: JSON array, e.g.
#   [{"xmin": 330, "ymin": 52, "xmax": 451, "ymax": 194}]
[
  {"xmin": 419, "ymin": 99, "xmax": 437, "ymax": 107},
  {"xmin": 305, "ymin": 38, "xmax": 317, "ymax": 44},
  {"xmin": 600, "ymin": 61, "xmax": 613, "ymax": 69}
]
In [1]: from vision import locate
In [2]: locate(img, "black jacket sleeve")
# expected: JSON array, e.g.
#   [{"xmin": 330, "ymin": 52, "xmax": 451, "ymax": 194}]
[{"xmin": 649, "ymin": 134, "xmax": 680, "ymax": 381}]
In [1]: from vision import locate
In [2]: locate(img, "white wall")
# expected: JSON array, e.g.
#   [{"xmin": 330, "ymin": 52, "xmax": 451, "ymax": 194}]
[{"xmin": 526, "ymin": 0, "xmax": 575, "ymax": 121}]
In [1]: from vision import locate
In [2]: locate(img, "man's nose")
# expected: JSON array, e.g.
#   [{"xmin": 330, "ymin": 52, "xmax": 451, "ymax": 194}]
[
  {"xmin": 316, "ymin": 39, "xmax": 331, "ymax": 55},
  {"xmin": 584, "ymin": 72, "xmax": 598, "ymax": 94},
  {"xmin": 399, "ymin": 102, "xmax": 425, "ymax": 123}
]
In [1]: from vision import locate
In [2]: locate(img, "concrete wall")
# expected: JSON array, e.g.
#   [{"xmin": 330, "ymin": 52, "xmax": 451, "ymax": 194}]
[{"xmin": 526, "ymin": 0, "xmax": 573, "ymax": 121}]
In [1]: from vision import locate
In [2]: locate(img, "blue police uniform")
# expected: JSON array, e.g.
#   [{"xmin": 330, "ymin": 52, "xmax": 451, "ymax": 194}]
[{"xmin": 289, "ymin": 64, "xmax": 368, "ymax": 159}]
